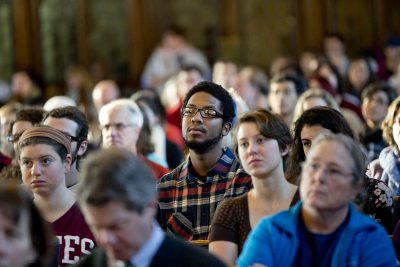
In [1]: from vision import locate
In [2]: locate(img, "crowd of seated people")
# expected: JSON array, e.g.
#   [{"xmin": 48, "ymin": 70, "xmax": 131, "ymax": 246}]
[{"xmin": 0, "ymin": 29, "xmax": 400, "ymax": 266}]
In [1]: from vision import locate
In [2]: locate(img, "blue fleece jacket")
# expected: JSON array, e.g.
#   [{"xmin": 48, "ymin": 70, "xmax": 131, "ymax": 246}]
[{"xmin": 237, "ymin": 202, "xmax": 397, "ymax": 267}]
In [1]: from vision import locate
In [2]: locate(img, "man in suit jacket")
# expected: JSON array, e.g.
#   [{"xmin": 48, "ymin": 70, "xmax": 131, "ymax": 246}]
[{"xmin": 73, "ymin": 147, "xmax": 225, "ymax": 267}]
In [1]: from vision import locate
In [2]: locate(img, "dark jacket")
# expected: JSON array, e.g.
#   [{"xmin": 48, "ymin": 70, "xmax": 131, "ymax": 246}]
[{"xmin": 73, "ymin": 234, "xmax": 226, "ymax": 267}]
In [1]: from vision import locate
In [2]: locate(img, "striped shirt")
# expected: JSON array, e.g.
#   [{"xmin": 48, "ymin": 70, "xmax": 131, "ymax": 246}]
[{"xmin": 157, "ymin": 147, "xmax": 252, "ymax": 240}]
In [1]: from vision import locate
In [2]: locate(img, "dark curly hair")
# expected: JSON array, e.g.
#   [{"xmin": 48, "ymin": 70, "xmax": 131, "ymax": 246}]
[
  {"xmin": 286, "ymin": 106, "xmax": 353, "ymax": 184},
  {"xmin": 182, "ymin": 81, "xmax": 235, "ymax": 125}
]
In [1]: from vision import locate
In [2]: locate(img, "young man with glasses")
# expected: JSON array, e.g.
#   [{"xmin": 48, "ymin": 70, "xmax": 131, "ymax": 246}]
[
  {"xmin": 42, "ymin": 106, "xmax": 89, "ymax": 192},
  {"xmin": 157, "ymin": 81, "xmax": 252, "ymax": 240},
  {"xmin": 98, "ymin": 98, "xmax": 169, "ymax": 179}
]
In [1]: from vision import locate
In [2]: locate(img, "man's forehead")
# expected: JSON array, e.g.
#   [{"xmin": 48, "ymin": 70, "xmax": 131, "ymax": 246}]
[
  {"xmin": 187, "ymin": 92, "xmax": 221, "ymax": 108},
  {"xmin": 44, "ymin": 117, "xmax": 79, "ymax": 133}
]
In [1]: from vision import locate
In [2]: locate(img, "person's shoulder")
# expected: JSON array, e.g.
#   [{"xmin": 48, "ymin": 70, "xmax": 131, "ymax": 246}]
[
  {"xmin": 71, "ymin": 248, "xmax": 107, "ymax": 267},
  {"xmin": 153, "ymin": 234, "xmax": 226, "ymax": 267},
  {"xmin": 158, "ymin": 160, "xmax": 187, "ymax": 183}
]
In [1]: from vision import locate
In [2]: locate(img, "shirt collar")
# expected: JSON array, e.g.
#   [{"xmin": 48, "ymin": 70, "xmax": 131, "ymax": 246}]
[
  {"xmin": 185, "ymin": 147, "xmax": 236, "ymax": 181},
  {"xmin": 130, "ymin": 222, "xmax": 165, "ymax": 267}
]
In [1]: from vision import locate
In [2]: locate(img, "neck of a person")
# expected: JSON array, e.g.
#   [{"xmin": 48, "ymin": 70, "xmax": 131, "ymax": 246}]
[
  {"xmin": 251, "ymin": 169, "xmax": 297, "ymax": 204},
  {"xmin": 34, "ymin": 183, "xmax": 76, "ymax": 222},
  {"xmin": 301, "ymin": 204, "xmax": 349, "ymax": 234},
  {"xmin": 66, "ymin": 163, "xmax": 79, "ymax": 188},
  {"xmin": 189, "ymin": 146, "xmax": 223, "ymax": 177},
  {"xmin": 281, "ymin": 113, "xmax": 293, "ymax": 128},
  {"xmin": 366, "ymin": 119, "xmax": 381, "ymax": 131}
]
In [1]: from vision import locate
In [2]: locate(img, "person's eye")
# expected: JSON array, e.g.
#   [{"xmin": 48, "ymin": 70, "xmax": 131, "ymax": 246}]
[
  {"xmin": 184, "ymin": 107, "xmax": 195, "ymax": 115},
  {"xmin": 239, "ymin": 141, "xmax": 249, "ymax": 148},
  {"xmin": 256, "ymin": 137, "xmax": 266, "ymax": 144},
  {"xmin": 302, "ymin": 140, "xmax": 311, "ymax": 148},
  {"xmin": 21, "ymin": 160, "xmax": 32, "ymax": 168},
  {"xmin": 328, "ymin": 168, "xmax": 342, "ymax": 177},
  {"xmin": 101, "ymin": 124, "xmax": 110, "ymax": 131},
  {"xmin": 115, "ymin": 123, "xmax": 124, "ymax": 130},
  {"xmin": 204, "ymin": 109, "xmax": 216, "ymax": 116},
  {"xmin": 42, "ymin": 158, "xmax": 52, "ymax": 166},
  {"xmin": 5, "ymin": 227, "xmax": 20, "ymax": 239},
  {"xmin": 308, "ymin": 162, "xmax": 319, "ymax": 171}
]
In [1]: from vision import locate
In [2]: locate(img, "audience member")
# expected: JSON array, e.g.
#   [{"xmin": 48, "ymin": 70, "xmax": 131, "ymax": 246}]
[
  {"xmin": 322, "ymin": 32, "xmax": 350, "ymax": 78},
  {"xmin": 361, "ymin": 82, "xmax": 396, "ymax": 163},
  {"xmin": 288, "ymin": 106, "xmax": 393, "ymax": 232},
  {"xmin": 212, "ymin": 60, "xmax": 238, "ymax": 90},
  {"xmin": 10, "ymin": 71, "xmax": 43, "ymax": 105},
  {"xmin": 286, "ymin": 107, "xmax": 354, "ymax": 185},
  {"xmin": 91, "ymin": 79, "xmax": 121, "ymax": 114},
  {"xmin": 292, "ymin": 88, "xmax": 340, "ymax": 124},
  {"xmin": 98, "ymin": 99, "xmax": 169, "ymax": 178},
  {"xmin": 0, "ymin": 182, "xmax": 55, "ymax": 267},
  {"xmin": 132, "ymin": 90, "xmax": 183, "ymax": 168},
  {"xmin": 345, "ymin": 57, "xmax": 376, "ymax": 99},
  {"xmin": 0, "ymin": 107, "xmax": 44, "ymax": 183},
  {"xmin": 0, "ymin": 102, "xmax": 22, "ymax": 170},
  {"xmin": 43, "ymin": 96, "xmax": 77, "ymax": 112},
  {"xmin": 367, "ymin": 96, "xmax": 400, "ymax": 195},
  {"xmin": 234, "ymin": 66, "xmax": 269, "ymax": 110},
  {"xmin": 209, "ymin": 109, "xmax": 298, "ymax": 265},
  {"xmin": 237, "ymin": 133, "xmax": 397, "ymax": 267},
  {"xmin": 42, "ymin": 106, "xmax": 89, "ymax": 192},
  {"xmin": 141, "ymin": 25, "xmax": 210, "ymax": 92},
  {"xmin": 268, "ymin": 74, "xmax": 306, "ymax": 127},
  {"xmin": 157, "ymin": 81, "xmax": 252, "ymax": 240},
  {"xmin": 73, "ymin": 148, "xmax": 226, "ymax": 267},
  {"xmin": 162, "ymin": 65, "xmax": 205, "ymax": 131},
  {"xmin": 18, "ymin": 126, "xmax": 95, "ymax": 266}
]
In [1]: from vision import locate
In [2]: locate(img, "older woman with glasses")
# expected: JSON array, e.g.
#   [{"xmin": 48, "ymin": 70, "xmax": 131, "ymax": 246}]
[{"xmin": 237, "ymin": 133, "xmax": 397, "ymax": 267}]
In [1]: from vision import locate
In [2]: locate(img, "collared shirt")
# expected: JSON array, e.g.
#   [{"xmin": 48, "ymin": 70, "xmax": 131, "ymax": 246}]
[
  {"xmin": 117, "ymin": 222, "xmax": 165, "ymax": 267},
  {"xmin": 157, "ymin": 147, "xmax": 252, "ymax": 240}
]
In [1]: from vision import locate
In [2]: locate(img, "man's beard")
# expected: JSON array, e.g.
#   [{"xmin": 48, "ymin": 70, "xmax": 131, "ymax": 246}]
[{"xmin": 184, "ymin": 133, "xmax": 223, "ymax": 154}]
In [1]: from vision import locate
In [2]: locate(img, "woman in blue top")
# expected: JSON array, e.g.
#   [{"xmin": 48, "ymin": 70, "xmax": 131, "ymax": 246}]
[{"xmin": 237, "ymin": 133, "xmax": 397, "ymax": 267}]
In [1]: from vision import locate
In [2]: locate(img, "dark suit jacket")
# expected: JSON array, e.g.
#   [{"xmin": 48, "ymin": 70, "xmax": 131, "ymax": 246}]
[{"xmin": 73, "ymin": 234, "xmax": 226, "ymax": 267}]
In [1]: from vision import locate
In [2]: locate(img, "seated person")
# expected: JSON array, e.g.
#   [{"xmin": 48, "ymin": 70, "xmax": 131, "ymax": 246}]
[
  {"xmin": 17, "ymin": 126, "xmax": 96, "ymax": 266},
  {"xmin": 238, "ymin": 133, "xmax": 397, "ymax": 267},
  {"xmin": 0, "ymin": 182, "xmax": 55, "ymax": 267},
  {"xmin": 209, "ymin": 109, "xmax": 299, "ymax": 266}
]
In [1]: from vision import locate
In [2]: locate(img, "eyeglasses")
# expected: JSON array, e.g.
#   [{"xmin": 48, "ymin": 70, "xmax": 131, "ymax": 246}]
[
  {"xmin": 303, "ymin": 161, "xmax": 353, "ymax": 181},
  {"xmin": 7, "ymin": 133, "xmax": 23, "ymax": 143},
  {"xmin": 100, "ymin": 123, "xmax": 136, "ymax": 131},
  {"xmin": 182, "ymin": 107, "xmax": 223, "ymax": 119},
  {"xmin": 67, "ymin": 135, "xmax": 85, "ymax": 143}
]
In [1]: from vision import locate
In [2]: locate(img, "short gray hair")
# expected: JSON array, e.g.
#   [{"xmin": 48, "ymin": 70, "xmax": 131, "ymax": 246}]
[
  {"xmin": 77, "ymin": 148, "xmax": 156, "ymax": 213},
  {"xmin": 98, "ymin": 98, "xmax": 144, "ymax": 129},
  {"xmin": 308, "ymin": 133, "xmax": 366, "ymax": 186}
]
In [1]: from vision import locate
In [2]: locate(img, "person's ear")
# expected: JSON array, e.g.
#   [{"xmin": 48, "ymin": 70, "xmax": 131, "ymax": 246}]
[
  {"xmin": 281, "ymin": 144, "xmax": 291, "ymax": 157},
  {"xmin": 77, "ymin": 140, "xmax": 88, "ymax": 156},
  {"xmin": 63, "ymin": 154, "xmax": 72, "ymax": 174},
  {"xmin": 222, "ymin": 122, "xmax": 232, "ymax": 136}
]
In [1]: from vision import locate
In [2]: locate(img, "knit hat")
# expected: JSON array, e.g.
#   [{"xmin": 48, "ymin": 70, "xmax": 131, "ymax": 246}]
[{"xmin": 18, "ymin": 125, "xmax": 71, "ymax": 155}]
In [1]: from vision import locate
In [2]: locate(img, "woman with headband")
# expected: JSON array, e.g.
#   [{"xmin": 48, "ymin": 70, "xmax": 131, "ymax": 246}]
[{"xmin": 17, "ymin": 125, "xmax": 95, "ymax": 267}]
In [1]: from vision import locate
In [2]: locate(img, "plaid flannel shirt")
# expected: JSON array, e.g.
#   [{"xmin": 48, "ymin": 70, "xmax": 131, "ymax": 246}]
[{"xmin": 157, "ymin": 147, "xmax": 252, "ymax": 240}]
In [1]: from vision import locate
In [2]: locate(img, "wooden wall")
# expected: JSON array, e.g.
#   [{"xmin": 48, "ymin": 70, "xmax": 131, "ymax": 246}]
[{"xmin": 2, "ymin": 0, "xmax": 399, "ymax": 92}]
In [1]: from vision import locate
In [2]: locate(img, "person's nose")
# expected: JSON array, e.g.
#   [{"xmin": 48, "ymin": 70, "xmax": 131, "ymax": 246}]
[
  {"xmin": 247, "ymin": 141, "xmax": 258, "ymax": 155},
  {"xmin": 190, "ymin": 111, "xmax": 203, "ymax": 123},
  {"xmin": 313, "ymin": 166, "xmax": 328, "ymax": 183},
  {"xmin": 31, "ymin": 161, "xmax": 42, "ymax": 176},
  {"xmin": 97, "ymin": 229, "xmax": 117, "ymax": 246}
]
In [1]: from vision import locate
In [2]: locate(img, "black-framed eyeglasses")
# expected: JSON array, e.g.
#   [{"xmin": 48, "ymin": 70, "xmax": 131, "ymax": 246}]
[
  {"xmin": 182, "ymin": 107, "xmax": 224, "ymax": 119},
  {"xmin": 7, "ymin": 133, "xmax": 23, "ymax": 143},
  {"xmin": 67, "ymin": 135, "xmax": 85, "ymax": 143}
]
